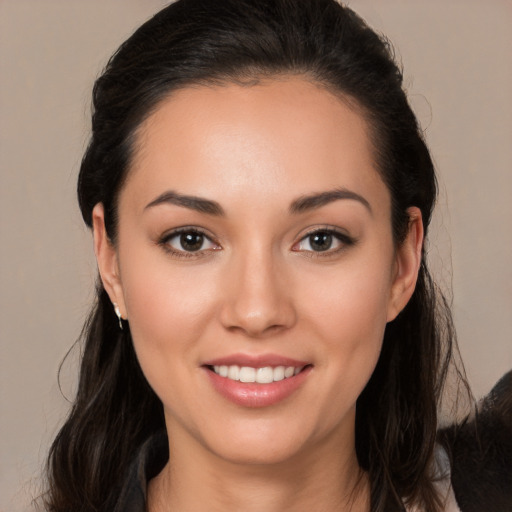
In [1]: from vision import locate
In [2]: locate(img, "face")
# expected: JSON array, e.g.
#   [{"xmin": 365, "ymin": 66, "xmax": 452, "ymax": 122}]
[{"xmin": 94, "ymin": 78, "xmax": 422, "ymax": 468}]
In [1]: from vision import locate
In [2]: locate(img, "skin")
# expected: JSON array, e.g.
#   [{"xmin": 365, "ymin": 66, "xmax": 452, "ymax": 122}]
[{"xmin": 93, "ymin": 77, "xmax": 423, "ymax": 512}]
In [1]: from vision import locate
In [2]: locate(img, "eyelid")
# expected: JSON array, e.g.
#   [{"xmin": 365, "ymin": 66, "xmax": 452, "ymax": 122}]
[
  {"xmin": 156, "ymin": 224, "xmax": 355, "ymax": 259},
  {"xmin": 291, "ymin": 225, "xmax": 356, "ymax": 255},
  {"xmin": 158, "ymin": 226, "xmax": 221, "ymax": 258}
]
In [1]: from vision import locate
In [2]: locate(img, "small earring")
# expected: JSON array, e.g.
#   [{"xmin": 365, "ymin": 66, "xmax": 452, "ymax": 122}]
[{"xmin": 113, "ymin": 302, "xmax": 123, "ymax": 330}]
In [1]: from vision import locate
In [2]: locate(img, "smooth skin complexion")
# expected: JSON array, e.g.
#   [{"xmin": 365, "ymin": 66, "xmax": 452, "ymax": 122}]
[{"xmin": 93, "ymin": 78, "xmax": 423, "ymax": 512}]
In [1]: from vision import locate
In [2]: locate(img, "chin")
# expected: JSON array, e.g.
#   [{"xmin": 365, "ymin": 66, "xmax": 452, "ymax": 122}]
[
  {"xmin": 211, "ymin": 436, "xmax": 311, "ymax": 467},
  {"xmin": 194, "ymin": 413, "xmax": 341, "ymax": 468}
]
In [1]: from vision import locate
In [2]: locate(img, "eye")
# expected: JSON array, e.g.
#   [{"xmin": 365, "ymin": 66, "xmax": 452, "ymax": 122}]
[
  {"xmin": 293, "ymin": 228, "xmax": 355, "ymax": 254},
  {"xmin": 160, "ymin": 228, "xmax": 220, "ymax": 255}
]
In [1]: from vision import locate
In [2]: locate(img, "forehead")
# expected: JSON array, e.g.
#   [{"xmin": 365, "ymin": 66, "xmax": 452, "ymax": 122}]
[{"xmin": 122, "ymin": 78, "xmax": 389, "ymax": 215}]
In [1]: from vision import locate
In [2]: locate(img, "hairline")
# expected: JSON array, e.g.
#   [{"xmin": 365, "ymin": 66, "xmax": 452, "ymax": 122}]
[{"xmin": 110, "ymin": 70, "xmax": 392, "ymax": 242}]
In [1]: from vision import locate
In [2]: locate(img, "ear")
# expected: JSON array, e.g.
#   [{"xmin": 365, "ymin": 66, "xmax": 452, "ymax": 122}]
[
  {"xmin": 387, "ymin": 207, "xmax": 424, "ymax": 322},
  {"xmin": 92, "ymin": 203, "xmax": 126, "ymax": 319}
]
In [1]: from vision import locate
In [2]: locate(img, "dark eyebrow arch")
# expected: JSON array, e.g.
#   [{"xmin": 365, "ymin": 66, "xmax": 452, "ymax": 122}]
[
  {"xmin": 290, "ymin": 188, "xmax": 372, "ymax": 215},
  {"xmin": 144, "ymin": 190, "xmax": 225, "ymax": 216}
]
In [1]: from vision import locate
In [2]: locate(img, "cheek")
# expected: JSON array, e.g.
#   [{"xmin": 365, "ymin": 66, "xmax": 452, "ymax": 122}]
[
  {"xmin": 118, "ymin": 257, "xmax": 228, "ymax": 432},
  {"xmin": 300, "ymin": 253, "xmax": 393, "ymax": 342},
  {"xmin": 118, "ymin": 249, "xmax": 219, "ymax": 373},
  {"xmin": 296, "ymin": 255, "xmax": 393, "ymax": 406}
]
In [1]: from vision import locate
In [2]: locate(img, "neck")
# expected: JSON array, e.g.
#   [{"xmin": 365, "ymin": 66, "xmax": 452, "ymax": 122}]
[{"xmin": 148, "ymin": 426, "xmax": 369, "ymax": 512}]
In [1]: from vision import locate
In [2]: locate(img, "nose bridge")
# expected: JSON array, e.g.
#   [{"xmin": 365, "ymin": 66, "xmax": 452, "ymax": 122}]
[{"xmin": 221, "ymin": 240, "xmax": 296, "ymax": 336}]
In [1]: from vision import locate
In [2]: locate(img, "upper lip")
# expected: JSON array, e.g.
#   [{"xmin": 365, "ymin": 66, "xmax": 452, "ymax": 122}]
[{"xmin": 202, "ymin": 353, "xmax": 310, "ymax": 368}]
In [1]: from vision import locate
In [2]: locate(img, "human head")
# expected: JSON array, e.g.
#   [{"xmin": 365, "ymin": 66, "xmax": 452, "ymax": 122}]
[
  {"xmin": 67, "ymin": 0, "xmax": 448, "ymax": 509},
  {"xmin": 79, "ymin": 0, "xmax": 436, "ymax": 242}
]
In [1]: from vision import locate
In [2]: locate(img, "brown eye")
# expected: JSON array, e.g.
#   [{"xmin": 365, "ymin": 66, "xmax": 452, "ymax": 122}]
[
  {"xmin": 308, "ymin": 232, "xmax": 333, "ymax": 252},
  {"xmin": 296, "ymin": 230, "xmax": 339, "ymax": 252},
  {"xmin": 163, "ymin": 229, "xmax": 218, "ymax": 253},
  {"xmin": 293, "ymin": 228, "xmax": 355, "ymax": 255},
  {"xmin": 180, "ymin": 232, "xmax": 205, "ymax": 251}
]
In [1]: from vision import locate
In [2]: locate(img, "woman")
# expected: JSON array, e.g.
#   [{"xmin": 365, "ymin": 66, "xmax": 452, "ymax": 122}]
[{"xmin": 41, "ymin": 0, "xmax": 496, "ymax": 510}]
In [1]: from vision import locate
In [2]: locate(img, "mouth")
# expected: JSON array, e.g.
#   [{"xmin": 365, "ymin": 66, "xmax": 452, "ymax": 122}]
[
  {"xmin": 202, "ymin": 356, "xmax": 313, "ymax": 407},
  {"xmin": 207, "ymin": 364, "xmax": 306, "ymax": 383}
]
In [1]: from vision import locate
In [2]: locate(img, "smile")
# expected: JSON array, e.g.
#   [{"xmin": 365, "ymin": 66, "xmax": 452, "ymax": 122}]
[
  {"xmin": 211, "ymin": 365, "xmax": 303, "ymax": 383},
  {"xmin": 204, "ymin": 356, "xmax": 312, "ymax": 407}
]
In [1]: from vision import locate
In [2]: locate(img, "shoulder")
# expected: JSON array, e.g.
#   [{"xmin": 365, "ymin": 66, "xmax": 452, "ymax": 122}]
[{"xmin": 438, "ymin": 370, "xmax": 512, "ymax": 512}]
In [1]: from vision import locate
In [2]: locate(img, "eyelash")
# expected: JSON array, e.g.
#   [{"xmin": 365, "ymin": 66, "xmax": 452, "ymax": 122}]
[
  {"xmin": 158, "ymin": 227, "xmax": 220, "ymax": 259},
  {"xmin": 158, "ymin": 226, "xmax": 356, "ymax": 259},
  {"xmin": 293, "ymin": 227, "xmax": 356, "ymax": 258}
]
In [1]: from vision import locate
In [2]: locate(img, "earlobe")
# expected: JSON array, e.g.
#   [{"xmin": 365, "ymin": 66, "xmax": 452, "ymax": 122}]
[
  {"xmin": 387, "ymin": 207, "xmax": 424, "ymax": 322},
  {"xmin": 92, "ymin": 203, "xmax": 126, "ymax": 319}
]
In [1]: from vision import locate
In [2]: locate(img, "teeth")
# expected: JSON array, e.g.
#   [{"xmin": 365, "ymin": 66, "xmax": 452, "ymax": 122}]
[
  {"xmin": 273, "ymin": 366, "xmax": 285, "ymax": 381},
  {"xmin": 227, "ymin": 365, "xmax": 240, "ymax": 380},
  {"xmin": 256, "ymin": 367, "xmax": 273, "ymax": 384},
  {"xmin": 212, "ymin": 365, "xmax": 303, "ymax": 383},
  {"xmin": 284, "ymin": 366, "xmax": 294, "ymax": 378},
  {"xmin": 239, "ymin": 367, "xmax": 256, "ymax": 382}
]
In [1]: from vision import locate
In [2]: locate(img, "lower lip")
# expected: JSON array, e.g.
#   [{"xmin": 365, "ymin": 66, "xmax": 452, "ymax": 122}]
[{"xmin": 204, "ymin": 366, "xmax": 312, "ymax": 408}]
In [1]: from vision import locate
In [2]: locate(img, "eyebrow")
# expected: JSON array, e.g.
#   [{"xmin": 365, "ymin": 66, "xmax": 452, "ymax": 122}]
[
  {"xmin": 289, "ymin": 188, "xmax": 372, "ymax": 215},
  {"xmin": 144, "ymin": 187, "xmax": 372, "ymax": 217},
  {"xmin": 145, "ymin": 191, "xmax": 225, "ymax": 216}
]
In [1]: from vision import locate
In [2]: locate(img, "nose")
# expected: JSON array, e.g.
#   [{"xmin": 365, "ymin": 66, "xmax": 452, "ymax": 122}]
[{"xmin": 219, "ymin": 248, "xmax": 297, "ymax": 338}]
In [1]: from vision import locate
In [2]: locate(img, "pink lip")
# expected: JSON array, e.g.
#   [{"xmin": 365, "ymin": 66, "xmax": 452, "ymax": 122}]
[
  {"xmin": 202, "ymin": 353, "xmax": 312, "ymax": 408},
  {"xmin": 203, "ymin": 353, "xmax": 310, "ymax": 368}
]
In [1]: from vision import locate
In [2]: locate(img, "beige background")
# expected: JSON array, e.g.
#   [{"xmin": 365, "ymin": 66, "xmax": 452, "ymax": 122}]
[{"xmin": 1, "ymin": 1, "xmax": 511, "ymax": 510}]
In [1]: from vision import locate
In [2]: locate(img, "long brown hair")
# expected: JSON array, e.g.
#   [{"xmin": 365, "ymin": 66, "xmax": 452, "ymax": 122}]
[{"xmin": 44, "ymin": 1, "xmax": 468, "ymax": 510}]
